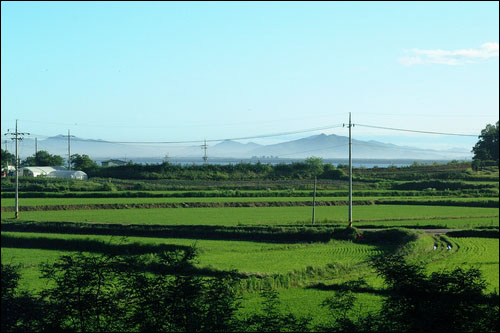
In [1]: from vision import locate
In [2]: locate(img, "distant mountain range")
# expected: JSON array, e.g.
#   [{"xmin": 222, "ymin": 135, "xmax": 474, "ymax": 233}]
[{"xmin": 16, "ymin": 133, "xmax": 472, "ymax": 161}]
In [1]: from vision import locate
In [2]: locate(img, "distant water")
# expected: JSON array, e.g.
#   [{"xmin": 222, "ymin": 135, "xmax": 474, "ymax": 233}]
[{"xmin": 95, "ymin": 157, "xmax": 463, "ymax": 168}]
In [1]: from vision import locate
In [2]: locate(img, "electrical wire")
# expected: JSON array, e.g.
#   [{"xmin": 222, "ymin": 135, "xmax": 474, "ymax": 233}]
[
  {"xmin": 356, "ymin": 124, "xmax": 478, "ymax": 137},
  {"xmin": 351, "ymin": 141, "xmax": 470, "ymax": 155},
  {"xmin": 102, "ymin": 124, "xmax": 345, "ymax": 144},
  {"xmin": 5, "ymin": 120, "xmax": 483, "ymax": 159}
]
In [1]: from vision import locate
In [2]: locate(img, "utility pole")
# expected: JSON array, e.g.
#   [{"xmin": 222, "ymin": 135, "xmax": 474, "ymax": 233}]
[
  {"xmin": 64, "ymin": 130, "xmax": 75, "ymax": 170},
  {"xmin": 4, "ymin": 120, "xmax": 30, "ymax": 219},
  {"xmin": 312, "ymin": 176, "xmax": 317, "ymax": 224},
  {"xmin": 3, "ymin": 140, "xmax": 8, "ymax": 152},
  {"xmin": 35, "ymin": 137, "xmax": 38, "ymax": 155},
  {"xmin": 344, "ymin": 113, "xmax": 354, "ymax": 228},
  {"xmin": 201, "ymin": 139, "xmax": 208, "ymax": 163}
]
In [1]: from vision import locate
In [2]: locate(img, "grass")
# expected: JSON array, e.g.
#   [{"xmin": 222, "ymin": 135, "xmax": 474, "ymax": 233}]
[
  {"xmin": 239, "ymin": 285, "xmax": 386, "ymax": 327},
  {"xmin": 351, "ymin": 217, "xmax": 499, "ymax": 229},
  {"xmin": 425, "ymin": 237, "xmax": 500, "ymax": 292},
  {"xmin": 0, "ymin": 247, "xmax": 80, "ymax": 291},
  {"xmin": 2, "ymin": 187, "xmax": 498, "ymax": 199},
  {"xmin": 2, "ymin": 167, "xmax": 498, "ymax": 327},
  {"xmin": 1, "ymin": 196, "xmax": 341, "ymax": 206},
  {"xmin": 1, "ymin": 232, "xmax": 386, "ymax": 275},
  {"xmin": 2, "ymin": 230, "xmax": 498, "ymax": 325},
  {"xmin": 1, "ymin": 196, "xmax": 497, "ymax": 207},
  {"xmin": 3, "ymin": 205, "xmax": 498, "ymax": 228},
  {"xmin": 3, "ymin": 231, "xmax": 498, "ymax": 291}
]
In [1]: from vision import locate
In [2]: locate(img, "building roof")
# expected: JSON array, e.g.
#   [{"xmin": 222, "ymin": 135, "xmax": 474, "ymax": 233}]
[
  {"xmin": 48, "ymin": 170, "xmax": 87, "ymax": 177},
  {"xmin": 21, "ymin": 166, "xmax": 67, "ymax": 174}
]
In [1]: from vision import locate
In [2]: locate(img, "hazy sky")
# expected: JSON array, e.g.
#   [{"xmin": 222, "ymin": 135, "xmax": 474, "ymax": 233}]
[{"xmin": 1, "ymin": 1, "xmax": 498, "ymax": 151}]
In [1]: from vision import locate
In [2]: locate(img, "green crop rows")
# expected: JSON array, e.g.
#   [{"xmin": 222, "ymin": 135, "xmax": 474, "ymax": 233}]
[
  {"xmin": 2, "ymin": 231, "xmax": 498, "ymax": 324},
  {"xmin": 2, "ymin": 205, "xmax": 497, "ymax": 228},
  {"xmin": 1, "ymin": 195, "xmax": 497, "ymax": 208},
  {"xmin": 1, "ymin": 165, "xmax": 499, "ymax": 327}
]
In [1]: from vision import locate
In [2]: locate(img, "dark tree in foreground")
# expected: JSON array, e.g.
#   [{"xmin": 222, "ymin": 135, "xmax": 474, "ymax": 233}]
[
  {"xmin": 1, "ymin": 264, "xmax": 21, "ymax": 331},
  {"xmin": 2, "ymin": 249, "xmax": 499, "ymax": 332},
  {"xmin": 38, "ymin": 249, "xmax": 243, "ymax": 332},
  {"xmin": 371, "ymin": 253, "xmax": 499, "ymax": 332},
  {"xmin": 1, "ymin": 264, "xmax": 47, "ymax": 332},
  {"xmin": 39, "ymin": 253, "xmax": 128, "ymax": 332}
]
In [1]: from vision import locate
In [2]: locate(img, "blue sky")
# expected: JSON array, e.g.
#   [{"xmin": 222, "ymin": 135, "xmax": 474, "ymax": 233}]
[{"xmin": 1, "ymin": 1, "xmax": 498, "ymax": 152}]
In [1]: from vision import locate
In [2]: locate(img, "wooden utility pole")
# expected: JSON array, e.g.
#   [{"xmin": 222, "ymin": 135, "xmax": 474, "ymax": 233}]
[
  {"xmin": 4, "ymin": 120, "xmax": 29, "ymax": 219},
  {"xmin": 312, "ymin": 176, "xmax": 317, "ymax": 224},
  {"xmin": 64, "ymin": 130, "xmax": 75, "ymax": 170},
  {"xmin": 344, "ymin": 113, "xmax": 354, "ymax": 228},
  {"xmin": 201, "ymin": 139, "xmax": 208, "ymax": 163}
]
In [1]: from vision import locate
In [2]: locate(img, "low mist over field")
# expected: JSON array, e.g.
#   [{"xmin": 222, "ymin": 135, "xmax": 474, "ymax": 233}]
[{"xmin": 15, "ymin": 133, "xmax": 472, "ymax": 161}]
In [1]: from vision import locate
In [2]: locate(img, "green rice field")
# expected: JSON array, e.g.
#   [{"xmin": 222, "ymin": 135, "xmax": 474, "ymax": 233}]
[
  {"xmin": 2, "ymin": 205, "xmax": 498, "ymax": 229},
  {"xmin": 1, "ymin": 231, "xmax": 386, "ymax": 278},
  {"xmin": 1, "ymin": 195, "xmax": 497, "ymax": 207},
  {"xmin": 2, "ymin": 231, "xmax": 498, "ymax": 324},
  {"xmin": 426, "ymin": 237, "xmax": 500, "ymax": 291},
  {"xmin": 2, "ymin": 170, "xmax": 499, "ymax": 328}
]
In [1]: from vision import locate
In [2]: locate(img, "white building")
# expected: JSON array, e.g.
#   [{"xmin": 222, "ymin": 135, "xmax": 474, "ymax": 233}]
[
  {"xmin": 19, "ymin": 166, "xmax": 88, "ymax": 180},
  {"xmin": 47, "ymin": 170, "xmax": 88, "ymax": 180},
  {"xmin": 101, "ymin": 159, "xmax": 127, "ymax": 167},
  {"xmin": 20, "ymin": 166, "xmax": 66, "ymax": 177}
]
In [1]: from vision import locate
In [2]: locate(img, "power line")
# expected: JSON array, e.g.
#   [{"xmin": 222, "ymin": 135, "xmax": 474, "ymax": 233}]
[
  {"xmin": 351, "ymin": 141, "xmax": 470, "ymax": 155},
  {"xmin": 104, "ymin": 124, "xmax": 345, "ymax": 144},
  {"xmin": 356, "ymin": 124, "xmax": 478, "ymax": 137},
  {"xmin": 11, "ymin": 121, "xmax": 482, "ymax": 150},
  {"xmin": 353, "ymin": 112, "xmax": 495, "ymax": 118},
  {"xmin": 24, "ymin": 133, "xmax": 52, "ymax": 139},
  {"xmin": 13, "ymin": 115, "xmax": 343, "ymax": 129}
]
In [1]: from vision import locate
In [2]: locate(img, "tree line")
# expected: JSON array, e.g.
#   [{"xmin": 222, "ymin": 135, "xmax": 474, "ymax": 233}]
[
  {"xmin": 2, "ymin": 247, "xmax": 498, "ymax": 332},
  {"xmin": 2, "ymin": 152, "xmax": 347, "ymax": 181},
  {"xmin": 1, "ymin": 121, "xmax": 498, "ymax": 178}
]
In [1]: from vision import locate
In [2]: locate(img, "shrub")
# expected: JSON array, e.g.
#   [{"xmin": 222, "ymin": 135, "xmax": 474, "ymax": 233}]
[{"xmin": 371, "ymin": 253, "xmax": 499, "ymax": 332}]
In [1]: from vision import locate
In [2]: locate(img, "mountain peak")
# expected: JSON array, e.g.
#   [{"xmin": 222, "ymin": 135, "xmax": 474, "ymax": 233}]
[{"xmin": 20, "ymin": 133, "xmax": 471, "ymax": 160}]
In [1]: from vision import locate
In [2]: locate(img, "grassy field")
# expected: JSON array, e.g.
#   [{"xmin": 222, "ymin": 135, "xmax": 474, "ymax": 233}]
[
  {"xmin": 1, "ymin": 231, "xmax": 387, "ymax": 283},
  {"xmin": 2, "ymin": 166, "xmax": 498, "ymax": 328},
  {"xmin": 2, "ymin": 205, "xmax": 498, "ymax": 229},
  {"xmin": 1, "ymin": 195, "xmax": 498, "ymax": 207},
  {"xmin": 2, "ymin": 230, "xmax": 498, "ymax": 326},
  {"xmin": 425, "ymin": 237, "xmax": 500, "ymax": 292}
]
